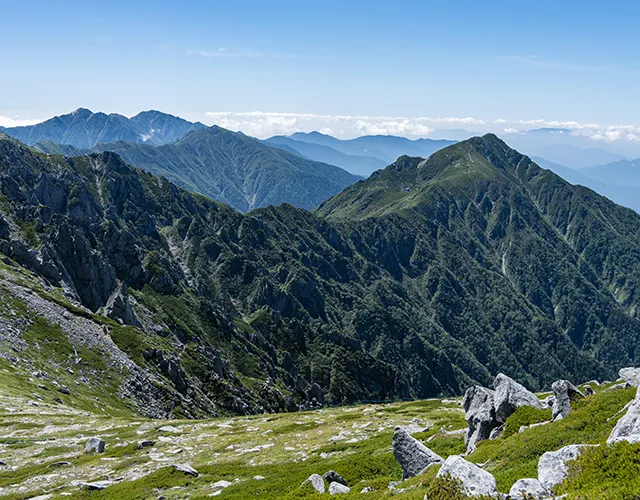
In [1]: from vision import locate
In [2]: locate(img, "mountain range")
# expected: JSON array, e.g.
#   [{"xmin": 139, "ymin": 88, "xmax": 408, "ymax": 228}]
[
  {"xmin": 2, "ymin": 131, "xmax": 640, "ymax": 417},
  {"xmin": 265, "ymin": 132, "xmax": 455, "ymax": 176},
  {"xmin": 33, "ymin": 126, "xmax": 360, "ymax": 213},
  {"xmin": 0, "ymin": 108, "xmax": 206, "ymax": 148}
]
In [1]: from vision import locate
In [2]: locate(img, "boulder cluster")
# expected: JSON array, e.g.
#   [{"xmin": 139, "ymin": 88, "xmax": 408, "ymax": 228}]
[
  {"xmin": 390, "ymin": 370, "xmax": 640, "ymax": 498},
  {"xmin": 301, "ymin": 470, "xmax": 351, "ymax": 495}
]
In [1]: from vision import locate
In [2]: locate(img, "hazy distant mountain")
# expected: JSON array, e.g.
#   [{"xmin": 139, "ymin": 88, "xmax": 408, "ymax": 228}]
[
  {"xmin": 503, "ymin": 129, "xmax": 628, "ymax": 168},
  {"xmin": 264, "ymin": 135, "xmax": 386, "ymax": 176},
  {"xmin": 2, "ymin": 108, "xmax": 205, "ymax": 149},
  {"xmin": 87, "ymin": 126, "xmax": 360, "ymax": 212},
  {"xmin": 289, "ymin": 132, "xmax": 456, "ymax": 164},
  {"xmin": 581, "ymin": 159, "xmax": 640, "ymax": 187},
  {"xmin": 533, "ymin": 156, "xmax": 640, "ymax": 212}
]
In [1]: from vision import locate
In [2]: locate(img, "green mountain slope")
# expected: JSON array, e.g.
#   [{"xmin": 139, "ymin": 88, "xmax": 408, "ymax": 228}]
[
  {"xmin": 91, "ymin": 126, "xmax": 360, "ymax": 212},
  {"xmin": 2, "ymin": 108, "xmax": 205, "ymax": 148},
  {"xmin": 1, "ymin": 132, "xmax": 640, "ymax": 415}
]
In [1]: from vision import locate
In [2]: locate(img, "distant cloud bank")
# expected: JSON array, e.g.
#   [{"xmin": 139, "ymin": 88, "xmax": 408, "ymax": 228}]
[
  {"xmin": 0, "ymin": 115, "xmax": 43, "ymax": 128},
  {"xmin": 203, "ymin": 111, "xmax": 640, "ymax": 143}
]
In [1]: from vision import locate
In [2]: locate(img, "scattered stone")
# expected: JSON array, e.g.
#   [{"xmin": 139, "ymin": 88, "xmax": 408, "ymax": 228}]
[
  {"xmin": 253, "ymin": 475, "xmax": 265, "ymax": 480},
  {"xmin": 619, "ymin": 367, "xmax": 640, "ymax": 387},
  {"xmin": 58, "ymin": 386, "xmax": 71, "ymax": 395},
  {"xmin": 492, "ymin": 373, "xmax": 542, "ymax": 423},
  {"xmin": 361, "ymin": 486, "xmax": 373, "ymax": 493},
  {"xmin": 538, "ymin": 444, "xmax": 590, "ymax": 490},
  {"xmin": 158, "ymin": 425, "xmax": 181, "ymax": 434},
  {"xmin": 608, "ymin": 393, "xmax": 640, "ymax": 445},
  {"xmin": 84, "ymin": 437, "xmax": 105, "ymax": 454},
  {"xmin": 302, "ymin": 474, "xmax": 325, "ymax": 493},
  {"xmin": 463, "ymin": 386, "xmax": 498, "ymax": 453},
  {"xmin": 436, "ymin": 455, "xmax": 497, "ymax": 496},
  {"xmin": 584, "ymin": 385, "xmax": 594, "ymax": 396},
  {"xmin": 392, "ymin": 427, "xmax": 443, "ymax": 479},
  {"xmin": 136, "ymin": 440, "xmax": 156, "ymax": 449},
  {"xmin": 551, "ymin": 380, "xmax": 584, "ymax": 420},
  {"xmin": 47, "ymin": 461, "xmax": 71, "ymax": 468},
  {"xmin": 171, "ymin": 463, "xmax": 198, "ymax": 477},
  {"xmin": 398, "ymin": 423, "xmax": 429, "ymax": 434},
  {"xmin": 509, "ymin": 478, "xmax": 549, "ymax": 499},
  {"xmin": 79, "ymin": 480, "xmax": 113, "ymax": 490},
  {"xmin": 329, "ymin": 482, "xmax": 351, "ymax": 495},
  {"xmin": 323, "ymin": 470, "xmax": 347, "ymax": 486},
  {"xmin": 211, "ymin": 480, "xmax": 233, "ymax": 489}
]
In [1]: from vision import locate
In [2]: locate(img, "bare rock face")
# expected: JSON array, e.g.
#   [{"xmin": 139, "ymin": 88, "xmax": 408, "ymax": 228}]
[
  {"xmin": 436, "ymin": 455, "xmax": 497, "ymax": 496},
  {"xmin": 492, "ymin": 373, "xmax": 543, "ymax": 423},
  {"xmin": 392, "ymin": 427, "xmax": 443, "ymax": 479},
  {"xmin": 463, "ymin": 386, "xmax": 499, "ymax": 453},
  {"xmin": 538, "ymin": 444, "xmax": 591, "ymax": 490},
  {"xmin": 551, "ymin": 380, "xmax": 584, "ymax": 420},
  {"xmin": 608, "ymin": 389, "xmax": 640, "ymax": 445},
  {"xmin": 104, "ymin": 282, "xmax": 139, "ymax": 326}
]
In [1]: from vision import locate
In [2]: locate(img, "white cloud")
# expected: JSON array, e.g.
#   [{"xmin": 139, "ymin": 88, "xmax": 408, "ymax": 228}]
[
  {"xmin": 0, "ymin": 115, "xmax": 43, "ymax": 128},
  {"xmin": 203, "ymin": 111, "xmax": 640, "ymax": 144}
]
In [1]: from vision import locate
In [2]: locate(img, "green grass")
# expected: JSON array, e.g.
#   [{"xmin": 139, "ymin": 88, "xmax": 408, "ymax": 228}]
[
  {"xmin": 558, "ymin": 441, "xmax": 640, "ymax": 499},
  {"xmin": 503, "ymin": 405, "xmax": 553, "ymax": 437}
]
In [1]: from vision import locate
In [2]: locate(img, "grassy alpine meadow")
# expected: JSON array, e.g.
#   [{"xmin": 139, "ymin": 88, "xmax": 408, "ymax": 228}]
[{"xmin": 0, "ymin": 379, "xmax": 639, "ymax": 499}]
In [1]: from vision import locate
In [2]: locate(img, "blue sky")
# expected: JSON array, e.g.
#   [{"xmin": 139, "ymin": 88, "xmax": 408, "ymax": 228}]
[{"xmin": 2, "ymin": 1, "xmax": 640, "ymax": 141}]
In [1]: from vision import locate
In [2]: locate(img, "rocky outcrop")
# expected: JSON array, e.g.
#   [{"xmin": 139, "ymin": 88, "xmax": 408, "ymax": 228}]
[
  {"xmin": 493, "ymin": 373, "xmax": 543, "ymax": 423},
  {"xmin": 619, "ymin": 367, "xmax": 640, "ymax": 387},
  {"xmin": 552, "ymin": 380, "xmax": 584, "ymax": 420},
  {"xmin": 607, "ymin": 390, "xmax": 640, "ymax": 445},
  {"xmin": 436, "ymin": 455, "xmax": 497, "ymax": 496},
  {"xmin": 104, "ymin": 282, "xmax": 139, "ymax": 326},
  {"xmin": 463, "ymin": 386, "xmax": 498, "ymax": 453},
  {"xmin": 508, "ymin": 478, "xmax": 548, "ymax": 499},
  {"xmin": 538, "ymin": 444, "xmax": 590, "ymax": 490},
  {"xmin": 392, "ymin": 427, "xmax": 443, "ymax": 479}
]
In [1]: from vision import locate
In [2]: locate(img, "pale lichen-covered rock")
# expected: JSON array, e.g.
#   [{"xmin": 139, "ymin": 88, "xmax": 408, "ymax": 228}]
[
  {"xmin": 329, "ymin": 482, "xmax": 351, "ymax": 495},
  {"xmin": 436, "ymin": 455, "xmax": 497, "ymax": 496},
  {"xmin": 619, "ymin": 367, "xmax": 640, "ymax": 388},
  {"xmin": 538, "ymin": 444, "xmax": 590, "ymax": 490},
  {"xmin": 84, "ymin": 437, "xmax": 105, "ymax": 454},
  {"xmin": 509, "ymin": 478, "xmax": 549, "ymax": 499},
  {"xmin": 492, "ymin": 373, "xmax": 543, "ymax": 423},
  {"xmin": 551, "ymin": 380, "xmax": 583, "ymax": 420},
  {"xmin": 463, "ymin": 386, "xmax": 499, "ymax": 453},
  {"xmin": 392, "ymin": 427, "xmax": 443, "ymax": 479},
  {"xmin": 302, "ymin": 474, "xmax": 325, "ymax": 493}
]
